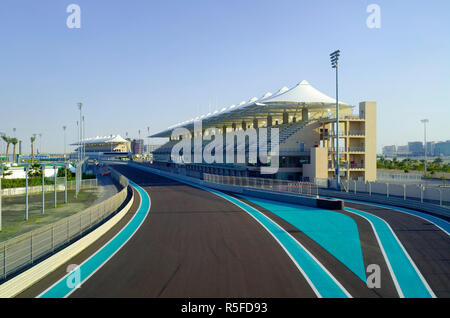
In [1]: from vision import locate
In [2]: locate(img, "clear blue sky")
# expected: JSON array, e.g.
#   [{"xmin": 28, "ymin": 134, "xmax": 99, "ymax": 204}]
[{"xmin": 0, "ymin": 0, "xmax": 449, "ymax": 154}]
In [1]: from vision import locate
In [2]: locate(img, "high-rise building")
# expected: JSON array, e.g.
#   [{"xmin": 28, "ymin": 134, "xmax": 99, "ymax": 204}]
[
  {"xmin": 408, "ymin": 141, "xmax": 423, "ymax": 156},
  {"xmin": 131, "ymin": 139, "xmax": 144, "ymax": 155},
  {"xmin": 382, "ymin": 145, "xmax": 396, "ymax": 157},
  {"xmin": 434, "ymin": 140, "xmax": 450, "ymax": 156}
]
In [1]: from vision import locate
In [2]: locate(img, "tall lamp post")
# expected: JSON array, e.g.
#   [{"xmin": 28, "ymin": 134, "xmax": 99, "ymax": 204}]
[
  {"xmin": 147, "ymin": 126, "xmax": 150, "ymax": 157},
  {"xmin": 77, "ymin": 103, "xmax": 83, "ymax": 162},
  {"xmin": 63, "ymin": 126, "xmax": 67, "ymax": 162},
  {"xmin": 421, "ymin": 119, "xmax": 429, "ymax": 178},
  {"xmin": 330, "ymin": 50, "xmax": 341, "ymax": 189},
  {"xmin": 0, "ymin": 166, "xmax": 3, "ymax": 230},
  {"xmin": 39, "ymin": 133, "xmax": 43, "ymax": 156}
]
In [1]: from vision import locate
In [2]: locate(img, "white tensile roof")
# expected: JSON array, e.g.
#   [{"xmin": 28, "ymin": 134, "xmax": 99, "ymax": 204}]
[
  {"xmin": 71, "ymin": 135, "xmax": 128, "ymax": 146},
  {"xmin": 152, "ymin": 80, "xmax": 350, "ymax": 137},
  {"xmin": 262, "ymin": 80, "xmax": 342, "ymax": 105}
]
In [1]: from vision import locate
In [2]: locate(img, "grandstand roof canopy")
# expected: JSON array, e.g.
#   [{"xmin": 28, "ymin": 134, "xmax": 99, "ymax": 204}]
[
  {"xmin": 151, "ymin": 80, "xmax": 352, "ymax": 138},
  {"xmin": 71, "ymin": 135, "xmax": 128, "ymax": 146}
]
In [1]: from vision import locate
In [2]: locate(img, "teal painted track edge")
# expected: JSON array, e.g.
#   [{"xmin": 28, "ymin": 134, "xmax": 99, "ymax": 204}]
[
  {"xmin": 38, "ymin": 181, "xmax": 151, "ymax": 298},
  {"xmin": 321, "ymin": 195, "xmax": 450, "ymax": 235},
  {"xmin": 237, "ymin": 194, "xmax": 367, "ymax": 283},
  {"xmin": 344, "ymin": 207, "xmax": 435, "ymax": 298},
  {"xmin": 165, "ymin": 177, "xmax": 351, "ymax": 298}
]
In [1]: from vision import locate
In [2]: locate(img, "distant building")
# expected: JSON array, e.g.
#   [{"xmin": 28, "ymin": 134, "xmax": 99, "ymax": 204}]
[
  {"xmin": 434, "ymin": 140, "xmax": 450, "ymax": 157},
  {"xmin": 396, "ymin": 145, "xmax": 409, "ymax": 156},
  {"xmin": 426, "ymin": 141, "xmax": 436, "ymax": 157},
  {"xmin": 408, "ymin": 141, "xmax": 423, "ymax": 156},
  {"xmin": 131, "ymin": 139, "xmax": 144, "ymax": 155},
  {"xmin": 382, "ymin": 145, "xmax": 396, "ymax": 157},
  {"xmin": 144, "ymin": 144, "xmax": 162, "ymax": 154},
  {"xmin": 70, "ymin": 135, "xmax": 132, "ymax": 160}
]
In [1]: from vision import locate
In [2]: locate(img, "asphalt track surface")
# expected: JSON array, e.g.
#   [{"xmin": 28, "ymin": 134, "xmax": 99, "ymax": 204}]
[{"xmin": 17, "ymin": 164, "xmax": 450, "ymax": 298}]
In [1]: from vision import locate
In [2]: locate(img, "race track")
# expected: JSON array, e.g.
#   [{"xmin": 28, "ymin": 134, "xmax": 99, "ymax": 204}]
[{"xmin": 18, "ymin": 164, "xmax": 450, "ymax": 298}]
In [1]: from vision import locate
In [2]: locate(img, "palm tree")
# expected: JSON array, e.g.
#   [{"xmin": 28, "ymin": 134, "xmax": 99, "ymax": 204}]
[
  {"xmin": 2, "ymin": 135, "xmax": 11, "ymax": 163},
  {"xmin": 11, "ymin": 138, "xmax": 18, "ymax": 164},
  {"xmin": 30, "ymin": 135, "xmax": 37, "ymax": 163}
]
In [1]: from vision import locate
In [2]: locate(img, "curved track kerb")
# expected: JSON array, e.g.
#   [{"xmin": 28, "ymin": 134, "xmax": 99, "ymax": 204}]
[{"xmin": 37, "ymin": 181, "xmax": 151, "ymax": 298}]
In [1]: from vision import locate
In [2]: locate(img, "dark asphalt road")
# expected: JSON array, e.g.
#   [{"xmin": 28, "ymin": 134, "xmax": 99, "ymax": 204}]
[
  {"xmin": 17, "ymin": 164, "xmax": 450, "ymax": 298},
  {"xmin": 345, "ymin": 201, "xmax": 450, "ymax": 298},
  {"xmin": 70, "ymin": 164, "xmax": 316, "ymax": 297}
]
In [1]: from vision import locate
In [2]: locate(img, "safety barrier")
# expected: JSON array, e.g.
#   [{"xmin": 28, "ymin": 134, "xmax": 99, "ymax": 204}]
[
  {"xmin": 204, "ymin": 173, "xmax": 318, "ymax": 197},
  {"xmin": 0, "ymin": 172, "xmax": 128, "ymax": 282},
  {"xmin": 0, "ymin": 179, "xmax": 97, "ymax": 197},
  {"xmin": 339, "ymin": 179, "xmax": 450, "ymax": 207}
]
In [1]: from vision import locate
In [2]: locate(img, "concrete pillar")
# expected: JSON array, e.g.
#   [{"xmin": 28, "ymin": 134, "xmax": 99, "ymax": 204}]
[
  {"xmin": 241, "ymin": 121, "xmax": 247, "ymax": 131},
  {"xmin": 267, "ymin": 115, "xmax": 272, "ymax": 127},
  {"xmin": 302, "ymin": 108, "xmax": 309, "ymax": 122},
  {"xmin": 283, "ymin": 111, "xmax": 289, "ymax": 124},
  {"xmin": 231, "ymin": 123, "xmax": 236, "ymax": 131}
]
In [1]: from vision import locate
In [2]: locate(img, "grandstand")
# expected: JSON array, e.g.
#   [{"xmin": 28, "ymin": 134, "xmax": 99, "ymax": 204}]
[
  {"xmin": 151, "ymin": 80, "xmax": 376, "ymax": 182},
  {"xmin": 71, "ymin": 135, "xmax": 132, "ymax": 160}
]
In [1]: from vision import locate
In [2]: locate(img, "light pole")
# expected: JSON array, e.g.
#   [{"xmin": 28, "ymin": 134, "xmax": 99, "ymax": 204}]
[
  {"xmin": 41, "ymin": 164, "xmax": 45, "ymax": 214},
  {"xmin": 24, "ymin": 165, "xmax": 29, "ymax": 220},
  {"xmin": 76, "ymin": 121, "xmax": 79, "ymax": 161},
  {"xmin": 77, "ymin": 103, "xmax": 83, "ymax": 162},
  {"xmin": 138, "ymin": 130, "xmax": 142, "ymax": 156},
  {"xmin": 39, "ymin": 133, "xmax": 43, "ymax": 155},
  {"xmin": 82, "ymin": 115, "xmax": 86, "ymax": 161},
  {"xmin": 147, "ymin": 126, "xmax": 150, "ymax": 157},
  {"xmin": 54, "ymin": 164, "xmax": 57, "ymax": 208},
  {"xmin": 421, "ymin": 119, "xmax": 429, "ymax": 178},
  {"xmin": 63, "ymin": 126, "xmax": 67, "ymax": 162},
  {"xmin": 64, "ymin": 163, "xmax": 68, "ymax": 204},
  {"xmin": 330, "ymin": 49, "xmax": 341, "ymax": 189},
  {"xmin": 0, "ymin": 166, "xmax": 3, "ymax": 230}
]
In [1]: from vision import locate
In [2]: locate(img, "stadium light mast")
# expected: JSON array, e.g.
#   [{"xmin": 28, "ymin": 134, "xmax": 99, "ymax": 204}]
[
  {"xmin": 77, "ymin": 103, "xmax": 82, "ymax": 161},
  {"xmin": 147, "ymin": 126, "xmax": 150, "ymax": 155},
  {"xmin": 330, "ymin": 49, "xmax": 341, "ymax": 189},
  {"xmin": 421, "ymin": 119, "xmax": 429, "ymax": 178},
  {"xmin": 63, "ymin": 126, "xmax": 67, "ymax": 162}
]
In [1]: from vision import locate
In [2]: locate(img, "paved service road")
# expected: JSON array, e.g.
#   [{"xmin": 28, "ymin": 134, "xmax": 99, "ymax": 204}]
[{"xmin": 69, "ymin": 164, "xmax": 316, "ymax": 297}]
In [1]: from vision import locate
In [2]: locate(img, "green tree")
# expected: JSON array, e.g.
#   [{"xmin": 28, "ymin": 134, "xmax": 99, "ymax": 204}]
[
  {"xmin": 1, "ymin": 135, "xmax": 11, "ymax": 163},
  {"xmin": 30, "ymin": 135, "xmax": 37, "ymax": 163},
  {"xmin": 28, "ymin": 163, "xmax": 42, "ymax": 178},
  {"xmin": 11, "ymin": 138, "xmax": 18, "ymax": 163},
  {"xmin": 1, "ymin": 166, "xmax": 13, "ymax": 178}
]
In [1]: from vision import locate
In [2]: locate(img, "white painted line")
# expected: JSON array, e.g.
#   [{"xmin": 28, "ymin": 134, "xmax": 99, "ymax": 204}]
[
  {"xmin": 345, "ymin": 207, "xmax": 436, "ymax": 298},
  {"xmin": 343, "ymin": 209, "xmax": 403, "ymax": 298}
]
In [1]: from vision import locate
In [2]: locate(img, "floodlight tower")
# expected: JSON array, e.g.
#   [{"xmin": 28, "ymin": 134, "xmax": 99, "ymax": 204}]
[
  {"xmin": 421, "ymin": 119, "xmax": 429, "ymax": 178},
  {"xmin": 330, "ymin": 50, "xmax": 341, "ymax": 189},
  {"xmin": 147, "ymin": 126, "xmax": 150, "ymax": 155},
  {"xmin": 77, "ymin": 103, "xmax": 83, "ymax": 161},
  {"xmin": 63, "ymin": 126, "xmax": 67, "ymax": 162}
]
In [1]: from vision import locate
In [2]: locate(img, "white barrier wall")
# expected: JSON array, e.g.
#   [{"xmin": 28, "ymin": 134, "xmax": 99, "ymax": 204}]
[
  {"xmin": 1, "ymin": 166, "xmax": 72, "ymax": 179},
  {"xmin": 340, "ymin": 180, "xmax": 450, "ymax": 205}
]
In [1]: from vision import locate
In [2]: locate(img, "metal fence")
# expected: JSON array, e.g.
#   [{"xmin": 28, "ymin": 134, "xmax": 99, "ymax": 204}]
[
  {"xmin": 339, "ymin": 179, "xmax": 450, "ymax": 207},
  {"xmin": 203, "ymin": 173, "xmax": 318, "ymax": 197},
  {"xmin": 0, "ymin": 179, "xmax": 98, "ymax": 197},
  {"xmin": 0, "ymin": 170, "xmax": 129, "ymax": 281}
]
